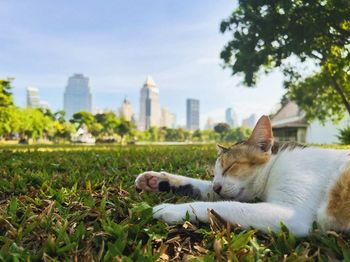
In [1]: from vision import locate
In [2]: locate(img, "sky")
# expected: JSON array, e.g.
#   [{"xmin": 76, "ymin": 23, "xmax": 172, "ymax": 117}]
[{"xmin": 0, "ymin": 0, "xmax": 286, "ymax": 128}]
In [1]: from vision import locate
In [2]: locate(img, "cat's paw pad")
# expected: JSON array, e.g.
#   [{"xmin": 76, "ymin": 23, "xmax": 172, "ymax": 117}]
[{"xmin": 135, "ymin": 171, "xmax": 169, "ymax": 192}]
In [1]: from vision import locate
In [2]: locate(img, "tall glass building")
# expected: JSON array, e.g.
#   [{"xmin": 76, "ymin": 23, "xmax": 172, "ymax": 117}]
[
  {"xmin": 26, "ymin": 86, "xmax": 41, "ymax": 108},
  {"xmin": 138, "ymin": 76, "xmax": 160, "ymax": 131},
  {"xmin": 64, "ymin": 74, "xmax": 92, "ymax": 120},
  {"xmin": 225, "ymin": 107, "xmax": 238, "ymax": 128},
  {"xmin": 186, "ymin": 98, "xmax": 200, "ymax": 131}
]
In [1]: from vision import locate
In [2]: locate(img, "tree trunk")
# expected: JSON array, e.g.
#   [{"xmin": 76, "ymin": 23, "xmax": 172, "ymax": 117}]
[{"xmin": 330, "ymin": 75, "xmax": 350, "ymax": 116}]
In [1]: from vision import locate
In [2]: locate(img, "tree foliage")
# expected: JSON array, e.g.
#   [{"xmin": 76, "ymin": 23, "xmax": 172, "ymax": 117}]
[
  {"xmin": 337, "ymin": 126, "xmax": 350, "ymax": 145},
  {"xmin": 214, "ymin": 123, "xmax": 231, "ymax": 137},
  {"xmin": 95, "ymin": 112, "xmax": 120, "ymax": 136},
  {"xmin": 221, "ymin": 0, "xmax": 350, "ymax": 122},
  {"xmin": 214, "ymin": 123, "xmax": 251, "ymax": 142},
  {"xmin": 0, "ymin": 80, "xmax": 16, "ymax": 136},
  {"xmin": 0, "ymin": 79, "xmax": 251, "ymax": 144},
  {"xmin": 0, "ymin": 79, "xmax": 14, "ymax": 107},
  {"xmin": 70, "ymin": 112, "xmax": 95, "ymax": 130},
  {"xmin": 116, "ymin": 120, "xmax": 135, "ymax": 142}
]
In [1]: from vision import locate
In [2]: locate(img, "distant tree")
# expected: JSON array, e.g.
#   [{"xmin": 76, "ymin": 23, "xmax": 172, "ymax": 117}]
[
  {"xmin": 220, "ymin": 0, "xmax": 350, "ymax": 122},
  {"xmin": 89, "ymin": 123, "xmax": 103, "ymax": 137},
  {"xmin": 116, "ymin": 120, "xmax": 135, "ymax": 143},
  {"xmin": 0, "ymin": 79, "xmax": 13, "ymax": 107},
  {"xmin": 0, "ymin": 79, "xmax": 15, "ymax": 137},
  {"xmin": 70, "ymin": 112, "xmax": 94, "ymax": 130},
  {"xmin": 223, "ymin": 127, "xmax": 251, "ymax": 142},
  {"xmin": 54, "ymin": 110, "xmax": 66, "ymax": 124},
  {"xmin": 17, "ymin": 108, "xmax": 50, "ymax": 140},
  {"xmin": 146, "ymin": 127, "xmax": 158, "ymax": 141},
  {"xmin": 164, "ymin": 128, "xmax": 179, "ymax": 141},
  {"xmin": 163, "ymin": 128, "xmax": 188, "ymax": 141},
  {"xmin": 176, "ymin": 128, "xmax": 191, "ymax": 141},
  {"xmin": 94, "ymin": 112, "xmax": 119, "ymax": 136},
  {"xmin": 7, "ymin": 107, "xmax": 21, "ymax": 136},
  {"xmin": 214, "ymin": 123, "xmax": 231, "ymax": 140},
  {"xmin": 192, "ymin": 129, "xmax": 202, "ymax": 141},
  {"xmin": 52, "ymin": 121, "xmax": 76, "ymax": 142},
  {"xmin": 39, "ymin": 108, "xmax": 55, "ymax": 121},
  {"xmin": 201, "ymin": 129, "xmax": 220, "ymax": 141},
  {"xmin": 157, "ymin": 127, "xmax": 168, "ymax": 142}
]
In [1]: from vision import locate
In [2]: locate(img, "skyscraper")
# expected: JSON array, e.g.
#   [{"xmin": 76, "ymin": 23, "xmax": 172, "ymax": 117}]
[
  {"xmin": 186, "ymin": 98, "xmax": 200, "ymax": 131},
  {"xmin": 26, "ymin": 86, "xmax": 41, "ymax": 108},
  {"xmin": 64, "ymin": 74, "xmax": 92, "ymax": 120},
  {"xmin": 138, "ymin": 76, "xmax": 160, "ymax": 131},
  {"xmin": 26, "ymin": 86, "xmax": 50, "ymax": 109},
  {"xmin": 226, "ymin": 108, "xmax": 238, "ymax": 128},
  {"xmin": 119, "ymin": 97, "xmax": 134, "ymax": 121},
  {"xmin": 160, "ymin": 107, "xmax": 176, "ymax": 128},
  {"xmin": 205, "ymin": 117, "xmax": 215, "ymax": 130},
  {"xmin": 242, "ymin": 114, "xmax": 257, "ymax": 129}
]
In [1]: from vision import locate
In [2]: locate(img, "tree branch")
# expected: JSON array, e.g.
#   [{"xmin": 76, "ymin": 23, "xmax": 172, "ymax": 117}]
[{"xmin": 329, "ymin": 74, "xmax": 350, "ymax": 115}]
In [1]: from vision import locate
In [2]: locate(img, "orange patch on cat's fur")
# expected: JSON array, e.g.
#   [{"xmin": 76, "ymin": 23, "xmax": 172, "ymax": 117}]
[
  {"xmin": 219, "ymin": 144, "xmax": 270, "ymax": 177},
  {"xmin": 327, "ymin": 162, "xmax": 350, "ymax": 228}
]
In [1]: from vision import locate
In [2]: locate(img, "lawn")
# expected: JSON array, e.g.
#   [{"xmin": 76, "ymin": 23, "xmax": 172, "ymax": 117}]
[{"xmin": 0, "ymin": 144, "xmax": 350, "ymax": 261}]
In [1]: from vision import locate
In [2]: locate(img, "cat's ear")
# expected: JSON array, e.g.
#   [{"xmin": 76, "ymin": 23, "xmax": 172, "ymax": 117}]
[
  {"xmin": 216, "ymin": 144, "xmax": 229, "ymax": 154},
  {"xmin": 246, "ymin": 115, "xmax": 273, "ymax": 152}
]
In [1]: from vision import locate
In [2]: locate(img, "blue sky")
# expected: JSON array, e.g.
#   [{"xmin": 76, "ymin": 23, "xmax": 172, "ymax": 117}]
[{"xmin": 0, "ymin": 0, "xmax": 285, "ymax": 127}]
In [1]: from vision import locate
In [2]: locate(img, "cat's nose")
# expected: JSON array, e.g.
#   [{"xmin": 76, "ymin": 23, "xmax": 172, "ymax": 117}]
[{"xmin": 213, "ymin": 183, "xmax": 222, "ymax": 194}]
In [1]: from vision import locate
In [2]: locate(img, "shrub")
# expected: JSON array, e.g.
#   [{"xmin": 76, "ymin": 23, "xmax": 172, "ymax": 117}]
[{"xmin": 337, "ymin": 126, "xmax": 350, "ymax": 145}]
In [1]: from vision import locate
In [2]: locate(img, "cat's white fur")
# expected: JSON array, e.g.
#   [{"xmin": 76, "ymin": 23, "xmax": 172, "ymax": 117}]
[{"xmin": 135, "ymin": 116, "xmax": 350, "ymax": 236}]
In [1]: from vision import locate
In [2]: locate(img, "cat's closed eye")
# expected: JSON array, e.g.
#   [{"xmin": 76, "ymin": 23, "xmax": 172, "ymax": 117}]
[{"xmin": 223, "ymin": 162, "xmax": 237, "ymax": 175}]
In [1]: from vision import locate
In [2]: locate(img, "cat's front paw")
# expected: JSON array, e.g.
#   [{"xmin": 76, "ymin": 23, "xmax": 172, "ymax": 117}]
[
  {"xmin": 153, "ymin": 203, "xmax": 186, "ymax": 224},
  {"xmin": 153, "ymin": 203, "xmax": 200, "ymax": 224},
  {"xmin": 135, "ymin": 171, "xmax": 169, "ymax": 192}
]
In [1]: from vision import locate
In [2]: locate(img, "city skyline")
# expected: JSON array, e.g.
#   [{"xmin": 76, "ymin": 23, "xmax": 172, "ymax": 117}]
[
  {"xmin": 1, "ymin": 1, "xmax": 286, "ymax": 128},
  {"xmin": 22, "ymin": 74, "xmax": 277, "ymax": 131},
  {"xmin": 21, "ymin": 75, "xmax": 270, "ymax": 130}
]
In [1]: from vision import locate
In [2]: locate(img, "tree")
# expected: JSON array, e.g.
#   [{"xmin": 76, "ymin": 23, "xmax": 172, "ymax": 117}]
[
  {"xmin": 116, "ymin": 120, "xmax": 135, "ymax": 143},
  {"xmin": 70, "ymin": 112, "xmax": 94, "ymax": 130},
  {"xmin": 288, "ymin": 61, "xmax": 348, "ymax": 123},
  {"xmin": 39, "ymin": 108, "xmax": 55, "ymax": 121},
  {"xmin": 0, "ymin": 79, "xmax": 13, "ymax": 107},
  {"xmin": 192, "ymin": 129, "xmax": 202, "ymax": 141},
  {"xmin": 164, "ymin": 128, "xmax": 179, "ymax": 141},
  {"xmin": 94, "ymin": 112, "xmax": 119, "ymax": 137},
  {"xmin": 54, "ymin": 110, "xmax": 66, "ymax": 124},
  {"xmin": 52, "ymin": 121, "xmax": 76, "ymax": 142},
  {"xmin": 223, "ymin": 127, "xmax": 251, "ymax": 142},
  {"xmin": 146, "ymin": 127, "xmax": 158, "ymax": 141},
  {"xmin": 163, "ymin": 128, "xmax": 189, "ymax": 142},
  {"xmin": 214, "ymin": 123, "xmax": 229, "ymax": 134},
  {"xmin": 0, "ymin": 79, "xmax": 15, "ymax": 137},
  {"xmin": 157, "ymin": 127, "xmax": 167, "ymax": 142},
  {"xmin": 16, "ymin": 108, "xmax": 51, "ymax": 140},
  {"xmin": 220, "ymin": 0, "xmax": 350, "ymax": 122},
  {"xmin": 201, "ymin": 129, "xmax": 220, "ymax": 141},
  {"xmin": 214, "ymin": 123, "xmax": 231, "ymax": 140}
]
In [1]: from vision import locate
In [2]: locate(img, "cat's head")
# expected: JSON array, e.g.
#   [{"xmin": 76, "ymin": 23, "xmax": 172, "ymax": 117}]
[{"xmin": 213, "ymin": 115, "xmax": 273, "ymax": 201}]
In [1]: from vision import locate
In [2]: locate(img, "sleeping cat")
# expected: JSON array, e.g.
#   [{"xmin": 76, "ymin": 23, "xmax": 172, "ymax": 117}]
[{"xmin": 135, "ymin": 116, "xmax": 350, "ymax": 236}]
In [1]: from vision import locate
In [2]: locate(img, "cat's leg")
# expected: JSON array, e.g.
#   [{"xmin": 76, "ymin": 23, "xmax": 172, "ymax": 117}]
[
  {"xmin": 135, "ymin": 171, "xmax": 220, "ymax": 201},
  {"xmin": 317, "ymin": 200, "xmax": 350, "ymax": 232},
  {"xmin": 153, "ymin": 201, "xmax": 311, "ymax": 237}
]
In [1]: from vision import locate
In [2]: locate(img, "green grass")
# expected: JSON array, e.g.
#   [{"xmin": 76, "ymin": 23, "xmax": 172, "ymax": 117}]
[{"xmin": 0, "ymin": 144, "xmax": 350, "ymax": 261}]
